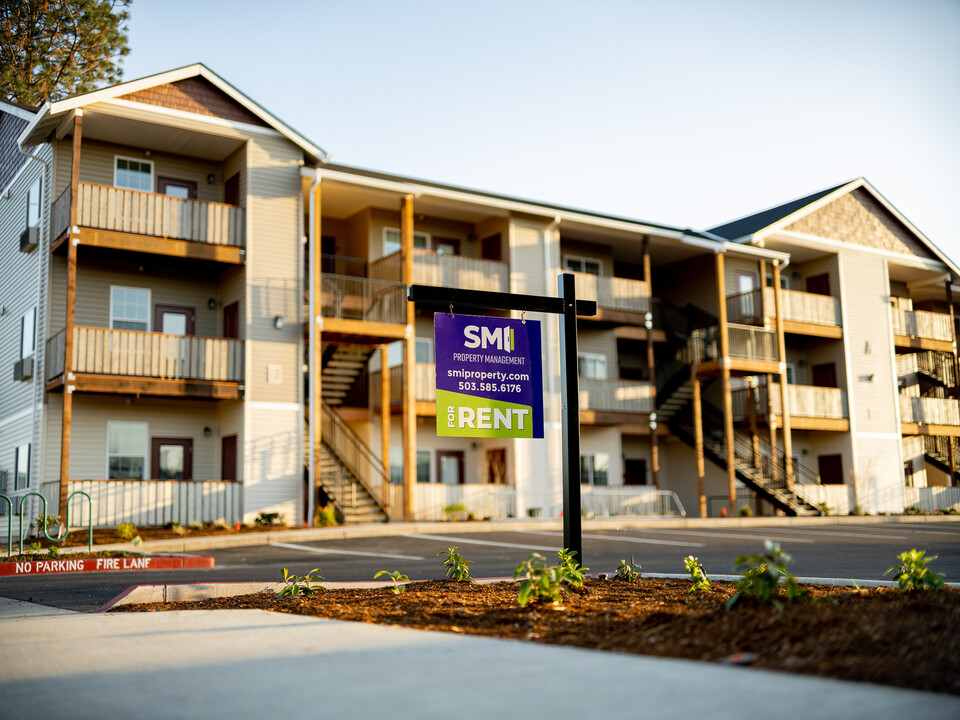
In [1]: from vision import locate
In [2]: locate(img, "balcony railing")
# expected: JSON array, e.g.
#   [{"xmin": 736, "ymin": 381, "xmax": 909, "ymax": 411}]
[
  {"xmin": 569, "ymin": 272, "xmax": 650, "ymax": 314},
  {"xmin": 59, "ymin": 327, "xmax": 244, "ymax": 382},
  {"xmin": 726, "ymin": 289, "xmax": 764, "ymax": 325},
  {"xmin": 578, "ymin": 378, "xmax": 654, "ymax": 413},
  {"xmin": 371, "ymin": 364, "xmax": 436, "ymax": 405},
  {"xmin": 320, "ymin": 275, "xmax": 406, "ymax": 324},
  {"xmin": 764, "ymin": 287, "xmax": 841, "ymax": 327},
  {"xmin": 46, "ymin": 330, "xmax": 66, "ymax": 380},
  {"xmin": 896, "ymin": 351, "xmax": 957, "ymax": 385},
  {"xmin": 370, "ymin": 250, "xmax": 509, "ymax": 293},
  {"xmin": 56, "ymin": 183, "xmax": 245, "ymax": 247},
  {"xmin": 900, "ymin": 395, "xmax": 960, "ymax": 425},
  {"xmin": 892, "ymin": 308, "xmax": 954, "ymax": 343},
  {"xmin": 733, "ymin": 383, "xmax": 847, "ymax": 420},
  {"xmin": 728, "ymin": 324, "xmax": 777, "ymax": 362}
]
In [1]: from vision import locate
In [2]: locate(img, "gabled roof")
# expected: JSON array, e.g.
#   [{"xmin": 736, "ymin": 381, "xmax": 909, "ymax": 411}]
[
  {"xmin": 707, "ymin": 181, "xmax": 851, "ymax": 241},
  {"xmin": 706, "ymin": 178, "xmax": 960, "ymax": 279},
  {"xmin": 17, "ymin": 64, "xmax": 328, "ymax": 163}
]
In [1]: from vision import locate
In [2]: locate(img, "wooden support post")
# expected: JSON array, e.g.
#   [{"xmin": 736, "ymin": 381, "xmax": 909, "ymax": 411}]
[
  {"xmin": 401, "ymin": 195, "xmax": 417, "ymax": 521},
  {"xmin": 310, "ymin": 180, "xmax": 323, "ymax": 524},
  {"xmin": 380, "ymin": 344, "xmax": 391, "ymax": 514},
  {"xmin": 773, "ymin": 261, "xmax": 793, "ymax": 492},
  {"xmin": 758, "ymin": 260, "xmax": 768, "ymax": 323},
  {"xmin": 644, "ymin": 239, "xmax": 659, "ymax": 486},
  {"xmin": 766, "ymin": 373, "xmax": 779, "ymax": 484},
  {"xmin": 716, "ymin": 252, "xmax": 737, "ymax": 512},
  {"xmin": 692, "ymin": 367, "xmax": 706, "ymax": 518},
  {"xmin": 748, "ymin": 377, "xmax": 760, "ymax": 466},
  {"xmin": 59, "ymin": 113, "xmax": 82, "ymax": 520}
]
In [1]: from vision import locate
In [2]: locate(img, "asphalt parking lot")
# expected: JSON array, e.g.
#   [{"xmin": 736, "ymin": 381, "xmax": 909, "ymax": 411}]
[{"xmin": 3, "ymin": 521, "xmax": 958, "ymax": 611}]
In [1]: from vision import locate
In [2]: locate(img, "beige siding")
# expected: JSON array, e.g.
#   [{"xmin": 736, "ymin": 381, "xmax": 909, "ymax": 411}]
[
  {"xmin": 242, "ymin": 405, "xmax": 301, "ymax": 522},
  {"xmin": 509, "ymin": 222, "xmax": 546, "ymax": 296},
  {"xmin": 577, "ymin": 328, "xmax": 617, "ymax": 375},
  {"xmin": 367, "ymin": 207, "xmax": 478, "ymax": 262},
  {"xmin": 724, "ymin": 256, "xmax": 763, "ymax": 294},
  {"xmin": 787, "ymin": 254, "xmax": 840, "ymax": 298},
  {"xmin": 560, "ymin": 237, "xmax": 614, "ymax": 276}
]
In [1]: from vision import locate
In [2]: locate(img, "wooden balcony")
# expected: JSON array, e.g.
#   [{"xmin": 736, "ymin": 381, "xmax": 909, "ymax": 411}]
[
  {"xmin": 579, "ymin": 378, "xmax": 654, "ymax": 424},
  {"xmin": 568, "ymin": 272, "xmax": 650, "ymax": 321},
  {"xmin": 46, "ymin": 327, "xmax": 244, "ymax": 399},
  {"xmin": 733, "ymin": 382, "xmax": 849, "ymax": 431},
  {"xmin": 370, "ymin": 250, "xmax": 509, "ymax": 293},
  {"xmin": 900, "ymin": 395, "xmax": 960, "ymax": 435},
  {"xmin": 896, "ymin": 351, "xmax": 957, "ymax": 386},
  {"xmin": 891, "ymin": 308, "xmax": 955, "ymax": 351},
  {"xmin": 51, "ymin": 183, "xmax": 245, "ymax": 264},
  {"xmin": 766, "ymin": 287, "xmax": 842, "ymax": 337},
  {"xmin": 316, "ymin": 275, "xmax": 408, "ymax": 344},
  {"xmin": 371, "ymin": 364, "xmax": 436, "ymax": 414}
]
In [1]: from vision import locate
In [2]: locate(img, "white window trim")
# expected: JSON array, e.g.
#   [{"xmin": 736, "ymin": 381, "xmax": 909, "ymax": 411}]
[
  {"xmin": 577, "ymin": 352, "xmax": 607, "ymax": 379},
  {"xmin": 14, "ymin": 443, "xmax": 30, "ymax": 491},
  {"xmin": 580, "ymin": 452, "xmax": 610, "ymax": 486},
  {"xmin": 785, "ymin": 363, "xmax": 796, "ymax": 385},
  {"xmin": 26, "ymin": 177, "xmax": 41, "ymax": 228},
  {"xmin": 382, "ymin": 227, "xmax": 430, "ymax": 256},
  {"xmin": 114, "ymin": 155, "xmax": 155, "ymax": 192},
  {"xmin": 109, "ymin": 286, "xmax": 152, "ymax": 331},
  {"xmin": 20, "ymin": 306, "xmax": 36, "ymax": 359},
  {"xmin": 563, "ymin": 255, "xmax": 604, "ymax": 276},
  {"xmin": 106, "ymin": 421, "xmax": 149, "ymax": 480}
]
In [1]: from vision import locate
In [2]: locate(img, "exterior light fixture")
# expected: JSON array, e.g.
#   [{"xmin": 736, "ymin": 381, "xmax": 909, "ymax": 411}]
[
  {"xmin": 644, "ymin": 312, "xmax": 653, "ymax": 331},
  {"xmin": 203, "ymin": 426, "xmax": 212, "ymax": 437},
  {"xmin": 274, "ymin": 315, "xmax": 284, "ymax": 329},
  {"xmin": 208, "ymin": 298, "xmax": 217, "ymax": 310}
]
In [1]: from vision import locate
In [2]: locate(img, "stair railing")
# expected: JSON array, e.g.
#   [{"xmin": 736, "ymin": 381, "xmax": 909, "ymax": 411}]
[{"xmin": 319, "ymin": 401, "xmax": 388, "ymax": 511}]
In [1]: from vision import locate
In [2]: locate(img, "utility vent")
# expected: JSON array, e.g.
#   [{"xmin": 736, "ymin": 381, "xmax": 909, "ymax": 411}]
[
  {"xmin": 19, "ymin": 226, "xmax": 38, "ymax": 253},
  {"xmin": 13, "ymin": 356, "xmax": 33, "ymax": 381}
]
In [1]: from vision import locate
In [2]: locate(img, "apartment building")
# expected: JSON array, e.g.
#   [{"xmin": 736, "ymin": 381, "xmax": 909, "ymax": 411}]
[{"xmin": 1, "ymin": 65, "xmax": 957, "ymax": 533}]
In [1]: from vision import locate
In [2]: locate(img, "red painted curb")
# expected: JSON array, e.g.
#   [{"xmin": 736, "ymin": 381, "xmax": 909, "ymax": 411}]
[{"xmin": 0, "ymin": 556, "xmax": 214, "ymax": 576}]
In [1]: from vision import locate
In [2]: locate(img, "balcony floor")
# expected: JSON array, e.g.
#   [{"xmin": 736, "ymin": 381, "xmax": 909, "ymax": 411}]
[
  {"xmin": 53, "ymin": 227, "xmax": 244, "ymax": 265},
  {"xmin": 47, "ymin": 372, "xmax": 242, "ymax": 400}
]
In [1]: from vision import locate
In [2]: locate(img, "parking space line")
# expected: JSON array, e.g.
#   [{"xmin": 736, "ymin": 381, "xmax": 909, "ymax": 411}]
[
  {"xmin": 269, "ymin": 542, "xmax": 426, "ymax": 561},
  {"xmin": 402, "ymin": 533, "xmax": 558, "ymax": 552},
  {"xmin": 755, "ymin": 528, "xmax": 908, "ymax": 540},
  {"xmin": 519, "ymin": 530, "xmax": 704, "ymax": 548},
  {"xmin": 602, "ymin": 528, "xmax": 817, "ymax": 544}
]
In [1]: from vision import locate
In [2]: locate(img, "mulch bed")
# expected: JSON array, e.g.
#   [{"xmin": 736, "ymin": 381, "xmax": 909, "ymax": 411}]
[
  {"xmin": 112, "ymin": 577, "xmax": 960, "ymax": 695},
  {"xmin": 32, "ymin": 523, "xmax": 298, "ymax": 548}
]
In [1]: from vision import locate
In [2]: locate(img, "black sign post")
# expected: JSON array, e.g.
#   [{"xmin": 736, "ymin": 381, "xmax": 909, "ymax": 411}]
[{"xmin": 407, "ymin": 273, "xmax": 596, "ymax": 564}]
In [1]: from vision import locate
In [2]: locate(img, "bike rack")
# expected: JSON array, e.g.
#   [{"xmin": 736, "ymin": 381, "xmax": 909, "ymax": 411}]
[
  {"xmin": 0, "ymin": 494, "xmax": 12, "ymax": 557},
  {"xmin": 15, "ymin": 491, "xmax": 93, "ymax": 555}
]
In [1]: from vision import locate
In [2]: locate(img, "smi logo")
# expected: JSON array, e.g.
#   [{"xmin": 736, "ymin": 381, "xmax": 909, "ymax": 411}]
[{"xmin": 463, "ymin": 325, "xmax": 514, "ymax": 352}]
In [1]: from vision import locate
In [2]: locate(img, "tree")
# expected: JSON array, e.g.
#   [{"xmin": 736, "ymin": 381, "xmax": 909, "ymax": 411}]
[{"xmin": 0, "ymin": 0, "xmax": 130, "ymax": 107}]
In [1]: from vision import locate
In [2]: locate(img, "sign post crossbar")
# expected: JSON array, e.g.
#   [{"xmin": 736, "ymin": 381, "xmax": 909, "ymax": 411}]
[{"xmin": 407, "ymin": 274, "xmax": 596, "ymax": 564}]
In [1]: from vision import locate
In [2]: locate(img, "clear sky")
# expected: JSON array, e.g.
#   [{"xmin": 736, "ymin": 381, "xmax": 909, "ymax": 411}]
[{"xmin": 124, "ymin": 0, "xmax": 959, "ymax": 258}]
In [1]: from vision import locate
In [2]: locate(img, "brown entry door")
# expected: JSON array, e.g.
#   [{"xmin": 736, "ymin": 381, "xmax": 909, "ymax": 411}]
[
  {"xmin": 437, "ymin": 451, "xmax": 465, "ymax": 484},
  {"xmin": 624, "ymin": 458, "xmax": 648, "ymax": 485},
  {"xmin": 223, "ymin": 302, "xmax": 239, "ymax": 339},
  {"xmin": 157, "ymin": 176, "xmax": 198, "ymax": 200},
  {"xmin": 812, "ymin": 363, "xmax": 838, "ymax": 388},
  {"xmin": 221, "ymin": 435, "xmax": 237, "ymax": 481},
  {"xmin": 818, "ymin": 454, "xmax": 844, "ymax": 485},
  {"xmin": 151, "ymin": 438, "xmax": 193, "ymax": 480},
  {"xmin": 486, "ymin": 448, "xmax": 507, "ymax": 484},
  {"xmin": 155, "ymin": 305, "xmax": 196, "ymax": 335},
  {"xmin": 806, "ymin": 274, "xmax": 831, "ymax": 296}
]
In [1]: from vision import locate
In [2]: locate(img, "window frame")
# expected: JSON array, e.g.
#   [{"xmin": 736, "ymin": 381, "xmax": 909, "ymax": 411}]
[
  {"xmin": 579, "ymin": 453, "xmax": 610, "ymax": 486},
  {"xmin": 20, "ymin": 307, "xmax": 36, "ymax": 360},
  {"xmin": 109, "ymin": 286, "xmax": 152, "ymax": 332},
  {"xmin": 25, "ymin": 177, "xmax": 41, "ymax": 229},
  {"xmin": 383, "ymin": 227, "xmax": 430, "ymax": 256},
  {"xmin": 564, "ymin": 255, "xmax": 603, "ymax": 276},
  {"xmin": 14, "ymin": 443, "xmax": 30, "ymax": 491},
  {"xmin": 114, "ymin": 155, "xmax": 155, "ymax": 192},
  {"xmin": 106, "ymin": 421, "xmax": 149, "ymax": 480},
  {"xmin": 390, "ymin": 447, "xmax": 431, "ymax": 484},
  {"xmin": 577, "ymin": 352, "xmax": 607, "ymax": 379}
]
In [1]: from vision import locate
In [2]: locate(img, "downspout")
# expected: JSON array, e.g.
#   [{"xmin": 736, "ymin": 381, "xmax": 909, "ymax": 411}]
[
  {"xmin": 306, "ymin": 169, "xmax": 320, "ymax": 526},
  {"xmin": 544, "ymin": 217, "xmax": 561, "ymax": 494},
  {"xmin": 19, "ymin": 146, "xmax": 50, "ymax": 521}
]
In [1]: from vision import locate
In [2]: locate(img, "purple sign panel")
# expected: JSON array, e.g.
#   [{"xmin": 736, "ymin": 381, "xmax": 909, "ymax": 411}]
[{"xmin": 435, "ymin": 313, "xmax": 544, "ymax": 438}]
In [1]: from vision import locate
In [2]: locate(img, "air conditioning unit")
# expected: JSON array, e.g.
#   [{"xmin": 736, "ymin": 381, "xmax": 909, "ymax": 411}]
[
  {"xmin": 13, "ymin": 356, "xmax": 33, "ymax": 381},
  {"xmin": 19, "ymin": 225, "xmax": 38, "ymax": 253}
]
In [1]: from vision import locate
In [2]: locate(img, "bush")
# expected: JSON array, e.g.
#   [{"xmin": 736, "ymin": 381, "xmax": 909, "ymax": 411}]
[
  {"xmin": 314, "ymin": 505, "xmax": 338, "ymax": 527},
  {"xmin": 115, "ymin": 522, "xmax": 137, "ymax": 541},
  {"xmin": 443, "ymin": 502, "xmax": 467, "ymax": 521},
  {"xmin": 726, "ymin": 540, "xmax": 804, "ymax": 612},
  {"xmin": 255, "ymin": 512, "xmax": 282, "ymax": 526},
  {"xmin": 885, "ymin": 549, "xmax": 944, "ymax": 591},
  {"xmin": 738, "ymin": 505, "xmax": 753, "ymax": 517}
]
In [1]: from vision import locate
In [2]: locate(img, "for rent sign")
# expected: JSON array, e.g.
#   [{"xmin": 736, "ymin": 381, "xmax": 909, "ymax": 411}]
[{"xmin": 435, "ymin": 313, "xmax": 544, "ymax": 438}]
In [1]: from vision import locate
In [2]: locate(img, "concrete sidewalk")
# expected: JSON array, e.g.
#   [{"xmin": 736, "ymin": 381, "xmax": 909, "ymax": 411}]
[{"xmin": 0, "ymin": 597, "xmax": 957, "ymax": 719}]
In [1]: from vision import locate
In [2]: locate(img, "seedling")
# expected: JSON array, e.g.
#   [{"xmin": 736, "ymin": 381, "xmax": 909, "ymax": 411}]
[
  {"xmin": 514, "ymin": 551, "xmax": 584, "ymax": 607},
  {"xmin": 614, "ymin": 556, "xmax": 642, "ymax": 582},
  {"xmin": 437, "ymin": 546, "xmax": 473, "ymax": 583},
  {"xmin": 276, "ymin": 567, "xmax": 325, "ymax": 598},
  {"xmin": 683, "ymin": 555, "xmax": 711, "ymax": 593},
  {"xmin": 726, "ymin": 540, "xmax": 804, "ymax": 611},
  {"xmin": 885, "ymin": 549, "xmax": 944, "ymax": 591},
  {"xmin": 376, "ymin": 569, "xmax": 410, "ymax": 594}
]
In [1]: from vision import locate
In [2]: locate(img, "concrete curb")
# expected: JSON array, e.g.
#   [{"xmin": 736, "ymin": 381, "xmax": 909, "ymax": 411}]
[{"xmin": 15, "ymin": 514, "xmax": 959, "ymax": 558}]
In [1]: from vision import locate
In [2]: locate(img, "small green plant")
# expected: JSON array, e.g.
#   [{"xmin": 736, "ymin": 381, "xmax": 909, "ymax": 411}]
[
  {"xmin": 170, "ymin": 523, "xmax": 190, "ymax": 536},
  {"xmin": 29, "ymin": 541, "xmax": 43, "ymax": 554},
  {"xmin": 375, "ymin": 569, "xmax": 410, "ymax": 594},
  {"xmin": 114, "ymin": 522, "xmax": 137, "ymax": 540},
  {"xmin": 614, "ymin": 556, "xmax": 641, "ymax": 582},
  {"xmin": 903, "ymin": 506, "xmax": 930, "ymax": 516},
  {"xmin": 47, "ymin": 544, "xmax": 60, "ymax": 559},
  {"xmin": 255, "ymin": 511, "xmax": 281, "ymax": 526},
  {"xmin": 514, "ymin": 551, "xmax": 585, "ymax": 607},
  {"xmin": 443, "ymin": 502, "xmax": 467, "ymax": 521},
  {"xmin": 817, "ymin": 502, "xmax": 833, "ymax": 517},
  {"xmin": 34, "ymin": 514, "xmax": 61, "ymax": 534},
  {"xmin": 437, "ymin": 546, "xmax": 473, "ymax": 583},
  {"xmin": 848, "ymin": 505, "xmax": 867, "ymax": 516},
  {"xmin": 684, "ymin": 555, "xmax": 711, "ymax": 593},
  {"xmin": 738, "ymin": 505, "xmax": 753, "ymax": 517},
  {"xmin": 726, "ymin": 540, "xmax": 805, "ymax": 612},
  {"xmin": 314, "ymin": 504, "xmax": 338, "ymax": 527},
  {"xmin": 276, "ymin": 567, "xmax": 325, "ymax": 598},
  {"xmin": 885, "ymin": 549, "xmax": 944, "ymax": 591}
]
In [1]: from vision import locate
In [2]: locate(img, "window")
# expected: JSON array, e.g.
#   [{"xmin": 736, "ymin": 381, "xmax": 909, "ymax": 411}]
[
  {"xmin": 578, "ymin": 353, "xmax": 607, "ymax": 379},
  {"xmin": 565, "ymin": 256, "xmax": 602, "ymax": 275},
  {"xmin": 416, "ymin": 338, "xmax": 433, "ymax": 364},
  {"xmin": 378, "ymin": 339, "xmax": 431, "ymax": 370},
  {"xmin": 26, "ymin": 177, "xmax": 41, "ymax": 228},
  {"xmin": 14, "ymin": 444, "xmax": 30, "ymax": 490},
  {"xmin": 115, "ymin": 157, "xmax": 153, "ymax": 192},
  {"xmin": 580, "ymin": 453, "xmax": 609, "ymax": 486},
  {"xmin": 107, "ymin": 422, "xmax": 148, "ymax": 480},
  {"xmin": 390, "ymin": 448, "xmax": 431, "ymax": 484},
  {"xmin": 383, "ymin": 228, "xmax": 429, "ymax": 256},
  {"xmin": 785, "ymin": 363, "xmax": 796, "ymax": 385},
  {"xmin": 110, "ymin": 287, "xmax": 150, "ymax": 331},
  {"xmin": 20, "ymin": 307, "xmax": 36, "ymax": 359}
]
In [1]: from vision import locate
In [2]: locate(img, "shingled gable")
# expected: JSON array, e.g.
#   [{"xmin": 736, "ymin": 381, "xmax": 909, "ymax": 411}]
[
  {"xmin": 117, "ymin": 76, "xmax": 270, "ymax": 128},
  {"xmin": 709, "ymin": 179, "xmax": 956, "ymax": 272}
]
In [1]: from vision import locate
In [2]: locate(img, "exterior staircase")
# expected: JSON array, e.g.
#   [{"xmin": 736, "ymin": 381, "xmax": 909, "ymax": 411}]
[
  {"xmin": 320, "ymin": 345, "xmax": 376, "ymax": 406},
  {"xmin": 923, "ymin": 435, "xmax": 960, "ymax": 483}
]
